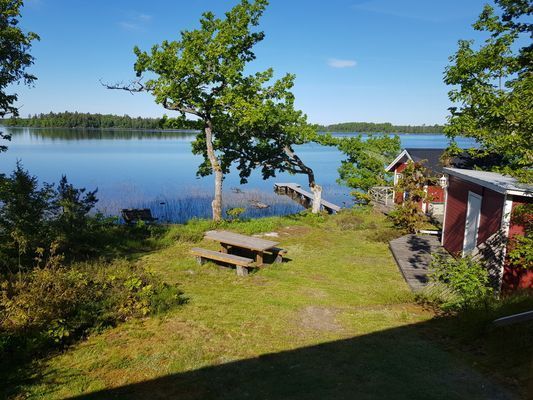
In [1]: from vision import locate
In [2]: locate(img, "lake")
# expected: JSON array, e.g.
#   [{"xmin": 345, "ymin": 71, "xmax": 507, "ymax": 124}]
[{"xmin": 0, "ymin": 127, "xmax": 476, "ymax": 222}]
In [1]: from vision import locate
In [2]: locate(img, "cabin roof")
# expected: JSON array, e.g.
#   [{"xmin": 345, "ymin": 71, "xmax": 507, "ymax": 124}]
[
  {"xmin": 443, "ymin": 168, "xmax": 533, "ymax": 197},
  {"xmin": 385, "ymin": 148, "xmax": 503, "ymax": 176},
  {"xmin": 385, "ymin": 148, "xmax": 451, "ymax": 175}
]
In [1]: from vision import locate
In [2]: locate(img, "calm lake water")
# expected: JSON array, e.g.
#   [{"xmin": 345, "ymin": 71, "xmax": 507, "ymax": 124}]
[{"xmin": 0, "ymin": 127, "xmax": 476, "ymax": 222}]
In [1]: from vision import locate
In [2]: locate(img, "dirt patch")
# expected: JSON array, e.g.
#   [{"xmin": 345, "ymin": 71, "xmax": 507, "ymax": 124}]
[
  {"xmin": 279, "ymin": 226, "xmax": 312, "ymax": 237},
  {"xmin": 298, "ymin": 306, "xmax": 343, "ymax": 333}
]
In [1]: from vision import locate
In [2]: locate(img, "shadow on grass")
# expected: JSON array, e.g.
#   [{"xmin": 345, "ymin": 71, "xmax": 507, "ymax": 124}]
[
  {"xmin": 49, "ymin": 316, "xmax": 530, "ymax": 400},
  {"xmin": 60, "ymin": 320, "xmax": 526, "ymax": 400},
  {"xmin": 2, "ymin": 301, "xmax": 532, "ymax": 399}
]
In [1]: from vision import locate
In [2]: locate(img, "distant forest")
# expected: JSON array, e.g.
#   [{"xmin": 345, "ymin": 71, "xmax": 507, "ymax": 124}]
[
  {"xmin": 1, "ymin": 112, "xmax": 202, "ymax": 130},
  {"xmin": 1, "ymin": 112, "xmax": 444, "ymax": 133},
  {"xmin": 316, "ymin": 122, "xmax": 444, "ymax": 133}
]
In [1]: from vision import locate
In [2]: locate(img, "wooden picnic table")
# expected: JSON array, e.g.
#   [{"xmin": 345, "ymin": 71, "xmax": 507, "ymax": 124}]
[{"xmin": 204, "ymin": 230, "xmax": 280, "ymax": 266}]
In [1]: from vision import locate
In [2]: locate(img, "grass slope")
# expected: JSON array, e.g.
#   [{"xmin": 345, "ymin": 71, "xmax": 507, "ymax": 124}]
[{"xmin": 3, "ymin": 209, "xmax": 527, "ymax": 399}]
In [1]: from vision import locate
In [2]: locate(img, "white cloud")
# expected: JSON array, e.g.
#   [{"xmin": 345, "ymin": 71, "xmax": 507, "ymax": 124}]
[
  {"xmin": 119, "ymin": 12, "xmax": 153, "ymax": 32},
  {"xmin": 328, "ymin": 58, "xmax": 357, "ymax": 68}
]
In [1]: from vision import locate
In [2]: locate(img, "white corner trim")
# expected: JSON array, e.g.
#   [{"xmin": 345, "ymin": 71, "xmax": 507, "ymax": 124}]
[
  {"xmin": 496, "ymin": 195, "xmax": 514, "ymax": 292},
  {"xmin": 441, "ymin": 185, "xmax": 449, "ymax": 246},
  {"xmin": 385, "ymin": 149, "xmax": 412, "ymax": 172},
  {"xmin": 501, "ymin": 195, "xmax": 513, "ymax": 239}
]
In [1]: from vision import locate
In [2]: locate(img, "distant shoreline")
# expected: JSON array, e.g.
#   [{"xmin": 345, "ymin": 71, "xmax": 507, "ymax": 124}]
[{"xmin": 0, "ymin": 125, "xmax": 446, "ymax": 136}]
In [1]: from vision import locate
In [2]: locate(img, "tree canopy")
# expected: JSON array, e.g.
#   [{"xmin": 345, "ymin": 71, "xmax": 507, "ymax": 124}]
[
  {"xmin": 320, "ymin": 134, "xmax": 400, "ymax": 202},
  {"xmin": 0, "ymin": 0, "xmax": 39, "ymax": 152},
  {"xmin": 108, "ymin": 0, "xmax": 321, "ymax": 220},
  {"xmin": 444, "ymin": 0, "xmax": 532, "ymax": 181}
]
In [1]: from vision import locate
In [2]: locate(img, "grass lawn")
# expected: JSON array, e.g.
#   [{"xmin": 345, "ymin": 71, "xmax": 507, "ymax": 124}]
[{"xmin": 2, "ymin": 208, "xmax": 530, "ymax": 399}]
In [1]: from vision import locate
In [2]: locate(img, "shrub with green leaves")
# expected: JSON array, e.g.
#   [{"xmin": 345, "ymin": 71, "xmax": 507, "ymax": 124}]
[
  {"xmin": 0, "ymin": 163, "xmax": 113, "ymax": 272},
  {"xmin": 0, "ymin": 257, "xmax": 184, "ymax": 357},
  {"xmin": 389, "ymin": 161, "xmax": 433, "ymax": 233},
  {"xmin": 428, "ymin": 254, "xmax": 492, "ymax": 311},
  {"xmin": 226, "ymin": 207, "xmax": 245, "ymax": 221}
]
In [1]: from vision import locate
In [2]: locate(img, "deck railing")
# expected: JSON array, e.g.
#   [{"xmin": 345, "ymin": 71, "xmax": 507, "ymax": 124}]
[{"xmin": 369, "ymin": 186, "xmax": 394, "ymax": 206}]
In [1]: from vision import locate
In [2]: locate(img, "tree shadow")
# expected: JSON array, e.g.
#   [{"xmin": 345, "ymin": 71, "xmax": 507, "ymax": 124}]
[{"xmin": 58, "ymin": 319, "xmax": 527, "ymax": 400}]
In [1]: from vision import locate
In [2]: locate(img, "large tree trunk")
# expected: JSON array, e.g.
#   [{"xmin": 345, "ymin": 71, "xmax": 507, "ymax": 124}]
[
  {"xmin": 205, "ymin": 119, "xmax": 223, "ymax": 221},
  {"xmin": 310, "ymin": 183, "xmax": 322, "ymax": 214}
]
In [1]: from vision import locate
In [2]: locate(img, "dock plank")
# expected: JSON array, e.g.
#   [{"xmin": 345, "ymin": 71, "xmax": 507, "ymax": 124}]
[{"xmin": 274, "ymin": 183, "xmax": 341, "ymax": 213}]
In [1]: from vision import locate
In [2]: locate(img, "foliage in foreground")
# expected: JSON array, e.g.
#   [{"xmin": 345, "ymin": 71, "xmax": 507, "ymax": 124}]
[
  {"xmin": 0, "ymin": 163, "xmax": 119, "ymax": 272},
  {"xmin": 388, "ymin": 161, "xmax": 432, "ymax": 233},
  {"xmin": 425, "ymin": 254, "xmax": 492, "ymax": 311},
  {"xmin": 508, "ymin": 203, "xmax": 533, "ymax": 271},
  {"xmin": 0, "ymin": 256, "xmax": 185, "ymax": 358},
  {"xmin": 444, "ymin": 0, "xmax": 532, "ymax": 181},
  {"xmin": 0, "ymin": 0, "xmax": 40, "ymax": 152}
]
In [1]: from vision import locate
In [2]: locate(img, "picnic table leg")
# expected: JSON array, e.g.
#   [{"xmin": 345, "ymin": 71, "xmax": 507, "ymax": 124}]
[
  {"xmin": 255, "ymin": 251, "xmax": 264, "ymax": 266},
  {"xmin": 221, "ymin": 243, "xmax": 229, "ymax": 254},
  {"xmin": 236, "ymin": 266, "xmax": 249, "ymax": 276}
]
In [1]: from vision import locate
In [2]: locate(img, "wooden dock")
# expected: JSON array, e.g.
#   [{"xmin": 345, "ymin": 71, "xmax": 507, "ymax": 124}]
[
  {"xmin": 389, "ymin": 234, "xmax": 447, "ymax": 292},
  {"xmin": 274, "ymin": 183, "xmax": 341, "ymax": 214}
]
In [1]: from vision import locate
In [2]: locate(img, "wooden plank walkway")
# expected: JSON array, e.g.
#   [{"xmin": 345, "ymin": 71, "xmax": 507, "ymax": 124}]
[
  {"xmin": 389, "ymin": 234, "xmax": 447, "ymax": 292},
  {"xmin": 274, "ymin": 183, "xmax": 341, "ymax": 214}
]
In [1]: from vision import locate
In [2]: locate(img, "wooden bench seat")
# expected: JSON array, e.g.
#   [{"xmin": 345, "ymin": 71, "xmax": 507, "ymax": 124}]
[
  {"xmin": 265, "ymin": 246, "xmax": 287, "ymax": 263},
  {"xmin": 190, "ymin": 247, "xmax": 254, "ymax": 276}
]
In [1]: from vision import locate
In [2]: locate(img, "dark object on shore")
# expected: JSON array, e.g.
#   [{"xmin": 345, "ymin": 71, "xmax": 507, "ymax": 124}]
[
  {"xmin": 121, "ymin": 208, "xmax": 158, "ymax": 224},
  {"xmin": 231, "ymin": 187, "xmax": 244, "ymax": 194},
  {"xmin": 249, "ymin": 200, "xmax": 270, "ymax": 209}
]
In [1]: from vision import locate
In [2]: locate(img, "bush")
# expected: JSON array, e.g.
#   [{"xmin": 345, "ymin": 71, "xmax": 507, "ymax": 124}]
[
  {"xmin": 0, "ymin": 256, "xmax": 185, "ymax": 357},
  {"xmin": 0, "ymin": 163, "xmax": 111, "ymax": 272},
  {"xmin": 426, "ymin": 254, "xmax": 492, "ymax": 311}
]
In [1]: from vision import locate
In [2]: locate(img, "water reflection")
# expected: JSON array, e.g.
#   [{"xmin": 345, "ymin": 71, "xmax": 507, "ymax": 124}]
[{"xmin": 0, "ymin": 127, "xmax": 477, "ymax": 223}]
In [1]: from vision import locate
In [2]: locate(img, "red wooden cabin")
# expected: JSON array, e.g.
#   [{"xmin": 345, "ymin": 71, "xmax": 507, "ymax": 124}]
[
  {"xmin": 441, "ymin": 168, "xmax": 532, "ymax": 291},
  {"xmin": 385, "ymin": 149, "xmax": 450, "ymax": 217}
]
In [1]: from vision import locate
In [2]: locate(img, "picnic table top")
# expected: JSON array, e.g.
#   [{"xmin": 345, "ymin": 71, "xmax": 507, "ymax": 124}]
[{"xmin": 204, "ymin": 230, "xmax": 279, "ymax": 252}]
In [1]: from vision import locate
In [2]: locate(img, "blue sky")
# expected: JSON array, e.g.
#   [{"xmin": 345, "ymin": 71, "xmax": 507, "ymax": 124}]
[{"xmin": 14, "ymin": 0, "xmax": 491, "ymax": 125}]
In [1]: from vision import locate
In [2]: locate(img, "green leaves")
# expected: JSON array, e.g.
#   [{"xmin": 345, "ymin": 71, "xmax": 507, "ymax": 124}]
[
  {"xmin": 444, "ymin": 0, "xmax": 532, "ymax": 181},
  {"xmin": 0, "ymin": 0, "xmax": 39, "ymax": 118},
  {"xmin": 321, "ymin": 134, "xmax": 400, "ymax": 199}
]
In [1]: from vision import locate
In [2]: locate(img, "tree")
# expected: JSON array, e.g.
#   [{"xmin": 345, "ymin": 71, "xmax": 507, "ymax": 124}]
[
  {"xmin": 0, "ymin": 162, "xmax": 54, "ymax": 271},
  {"xmin": 51, "ymin": 176, "xmax": 98, "ymax": 257},
  {"xmin": 389, "ymin": 161, "xmax": 433, "ymax": 233},
  {"xmin": 319, "ymin": 134, "xmax": 400, "ymax": 203},
  {"xmin": 444, "ymin": 0, "xmax": 532, "ymax": 181},
  {"xmin": 106, "ymin": 0, "xmax": 321, "ymax": 220},
  {"xmin": 0, "ymin": 0, "xmax": 39, "ymax": 152}
]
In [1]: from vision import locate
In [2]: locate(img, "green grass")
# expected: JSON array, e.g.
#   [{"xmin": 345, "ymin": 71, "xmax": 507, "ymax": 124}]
[{"xmin": 1, "ymin": 208, "xmax": 530, "ymax": 399}]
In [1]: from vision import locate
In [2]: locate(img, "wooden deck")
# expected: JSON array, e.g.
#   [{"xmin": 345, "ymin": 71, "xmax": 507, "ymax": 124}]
[
  {"xmin": 274, "ymin": 183, "xmax": 341, "ymax": 214},
  {"xmin": 389, "ymin": 234, "xmax": 447, "ymax": 292}
]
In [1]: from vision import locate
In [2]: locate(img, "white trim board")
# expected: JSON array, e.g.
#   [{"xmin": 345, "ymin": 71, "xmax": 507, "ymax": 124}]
[
  {"xmin": 443, "ymin": 167, "xmax": 533, "ymax": 197},
  {"xmin": 385, "ymin": 149, "xmax": 412, "ymax": 172}
]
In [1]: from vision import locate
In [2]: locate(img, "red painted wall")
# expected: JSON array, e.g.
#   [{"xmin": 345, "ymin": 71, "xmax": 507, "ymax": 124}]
[
  {"xmin": 442, "ymin": 176, "xmax": 504, "ymax": 255},
  {"xmin": 427, "ymin": 186, "xmax": 444, "ymax": 203},
  {"xmin": 393, "ymin": 163, "xmax": 407, "ymax": 204},
  {"xmin": 477, "ymin": 189, "xmax": 504, "ymax": 243}
]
